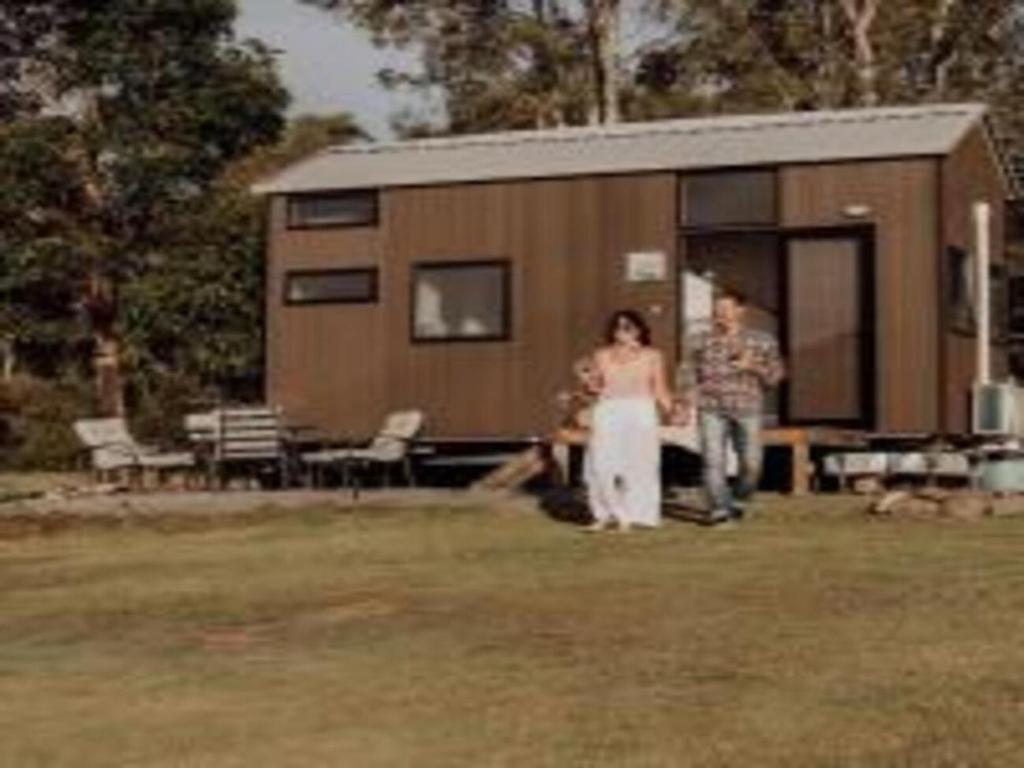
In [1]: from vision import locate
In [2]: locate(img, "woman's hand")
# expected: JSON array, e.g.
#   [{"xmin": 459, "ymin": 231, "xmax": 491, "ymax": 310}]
[
  {"xmin": 574, "ymin": 354, "xmax": 604, "ymax": 396},
  {"xmin": 668, "ymin": 400, "xmax": 690, "ymax": 427}
]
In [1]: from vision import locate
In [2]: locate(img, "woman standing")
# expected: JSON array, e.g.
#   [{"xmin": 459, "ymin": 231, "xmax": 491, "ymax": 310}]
[{"xmin": 583, "ymin": 310, "xmax": 674, "ymax": 532}]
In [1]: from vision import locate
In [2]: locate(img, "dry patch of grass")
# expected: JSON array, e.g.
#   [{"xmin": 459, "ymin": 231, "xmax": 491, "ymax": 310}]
[{"xmin": 2, "ymin": 496, "xmax": 1024, "ymax": 767}]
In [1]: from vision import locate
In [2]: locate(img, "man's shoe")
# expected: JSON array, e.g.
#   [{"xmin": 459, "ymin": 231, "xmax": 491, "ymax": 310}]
[{"xmin": 730, "ymin": 504, "xmax": 746, "ymax": 521}]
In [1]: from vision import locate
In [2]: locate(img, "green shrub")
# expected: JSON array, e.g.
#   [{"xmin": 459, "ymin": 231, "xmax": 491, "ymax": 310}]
[
  {"xmin": 0, "ymin": 375, "xmax": 93, "ymax": 470},
  {"xmin": 128, "ymin": 371, "xmax": 213, "ymax": 447}
]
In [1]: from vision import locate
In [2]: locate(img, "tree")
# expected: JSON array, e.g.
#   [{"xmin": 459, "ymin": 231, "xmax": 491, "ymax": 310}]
[
  {"xmin": 634, "ymin": 0, "xmax": 1024, "ymax": 160},
  {"xmin": 0, "ymin": 0, "xmax": 288, "ymax": 415},
  {"xmin": 839, "ymin": 0, "xmax": 881, "ymax": 106},
  {"xmin": 302, "ymin": 0, "xmax": 636, "ymax": 133},
  {"xmin": 121, "ymin": 114, "xmax": 368, "ymax": 407}
]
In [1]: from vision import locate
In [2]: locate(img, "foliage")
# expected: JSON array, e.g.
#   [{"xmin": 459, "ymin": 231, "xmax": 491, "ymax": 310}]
[
  {"xmin": 0, "ymin": 374, "xmax": 92, "ymax": 470},
  {"xmin": 634, "ymin": 1, "xmax": 1024, "ymax": 155},
  {"xmin": 302, "ymin": 0, "xmax": 632, "ymax": 134},
  {"xmin": 0, "ymin": 0, "xmax": 290, "ymax": 415},
  {"xmin": 306, "ymin": 0, "xmax": 1024, "ymax": 163},
  {"xmin": 120, "ymin": 113, "xmax": 368, "ymax": 406}
]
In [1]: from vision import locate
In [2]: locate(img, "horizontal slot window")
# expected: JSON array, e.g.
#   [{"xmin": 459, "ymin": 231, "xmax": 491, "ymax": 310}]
[
  {"xmin": 682, "ymin": 169, "xmax": 777, "ymax": 228},
  {"xmin": 284, "ymin": 268, "xmax": 378, "ymax": 305},
  {"xmin": 412, "ymin": 261, "xmax": 511, "ymax": 342},
  {"xmin": 947, "ymin": 246, "xmax": 974, "ymax": 333},
  {"xmin": 287, "ymin": 191, "xmax": 378, "ymax": 228},
  {"xmin": 991, "ymin": 263, "xmax": 1009, "ymax": 343}
]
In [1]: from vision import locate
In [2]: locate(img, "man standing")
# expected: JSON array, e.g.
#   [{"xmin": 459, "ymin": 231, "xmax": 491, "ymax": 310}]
[{"xmin": 676, "ymin": 289, "xmax": 784, "ymax": 526}]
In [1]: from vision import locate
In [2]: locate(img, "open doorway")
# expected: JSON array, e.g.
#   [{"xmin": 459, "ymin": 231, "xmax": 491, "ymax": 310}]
[{"xmin": 680, "ymin": 227, "xmax": 875, "ymax": 428}]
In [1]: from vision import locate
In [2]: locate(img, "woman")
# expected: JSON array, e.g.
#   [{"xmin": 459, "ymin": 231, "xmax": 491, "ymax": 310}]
[{"xmin": 582, "ymin": 310, "xmax": 674, "ymax": 532}]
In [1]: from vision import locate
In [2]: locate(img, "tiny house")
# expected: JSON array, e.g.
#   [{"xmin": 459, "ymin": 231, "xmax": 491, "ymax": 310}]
[{"xmin": 254, "ymin": 104, "xmax": 1016, "ymax": 440}]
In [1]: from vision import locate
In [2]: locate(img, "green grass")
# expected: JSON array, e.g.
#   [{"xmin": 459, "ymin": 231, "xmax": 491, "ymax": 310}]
[{"xmin": 2, "ymin": 497, "xmax": 1024, "ymax": 767}]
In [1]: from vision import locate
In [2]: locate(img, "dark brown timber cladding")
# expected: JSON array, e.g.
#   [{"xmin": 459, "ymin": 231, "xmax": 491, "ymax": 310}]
[
  {"xmin": 781, "ymin": 159, "xmax": 939, "ymax": 433},
  {"xmin": 264, "ymin": 198, "xmax": 387, "ymax": 437},
  {"xmin": 266, "ymin": 174, "xmax": 677, "ymax": 438},
  {"xmin": 942, "ymin": 126, "xmax": 1010, "ymax": 434}
]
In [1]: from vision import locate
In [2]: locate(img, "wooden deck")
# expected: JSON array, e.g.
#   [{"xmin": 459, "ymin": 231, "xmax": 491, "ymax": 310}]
[{"xmin": 545, "ymin": 426, "xmax": 868, "ymax": 496}]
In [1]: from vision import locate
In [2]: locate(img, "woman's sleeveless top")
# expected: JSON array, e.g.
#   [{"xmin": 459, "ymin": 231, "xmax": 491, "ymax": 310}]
[{"xmin": 598, "ymin": 350, "xmax": 654, "ymax": 400}]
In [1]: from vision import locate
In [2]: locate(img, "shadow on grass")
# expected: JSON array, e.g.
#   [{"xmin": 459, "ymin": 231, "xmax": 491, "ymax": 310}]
[{"xmin": 535, "ymin": 487, "xmax": 711, "ymax": 528}]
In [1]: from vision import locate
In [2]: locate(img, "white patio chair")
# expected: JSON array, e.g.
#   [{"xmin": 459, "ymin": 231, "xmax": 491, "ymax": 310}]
[
  {"xmin": 73, "ymin": 417, "xmax": 195, "ymax": 485},
  {"xmin": 302, "ymin": 410, "xmax": 425, "ymax": 495}
]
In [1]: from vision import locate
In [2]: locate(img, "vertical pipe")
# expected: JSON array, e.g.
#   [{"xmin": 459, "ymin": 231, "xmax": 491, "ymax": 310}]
[{"xmin": 975, "ymin": 201, "xmax": 992, "ymax": 386}]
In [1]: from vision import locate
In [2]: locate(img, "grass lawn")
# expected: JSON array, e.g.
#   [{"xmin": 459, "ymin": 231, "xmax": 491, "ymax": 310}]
[{"xmin": 2, "ymin": 496, "xmax": 1024, "ymax": 767}]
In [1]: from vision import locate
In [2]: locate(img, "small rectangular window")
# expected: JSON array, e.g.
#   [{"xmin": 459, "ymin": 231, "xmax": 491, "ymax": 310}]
[
  {"xmin": 682, "ymin": 169, "xmax": 777, "ymax": 228},
  {"xmin": 1009, "ymin": 274, "xmax": 1024, "ymax": 337},
  {"xmin": 287, "ymin": 191, "xmax": 378, "ymax": 228},
  {"xmin": 947, "ymin": 246, "xmax": 975, "ymax": 333},
  {"xmin": 412, "ymin": 261, "xmax": 511, "ymax": 342},
  {"xmin": 284, "ymin": 268, "xmax": 378, "ymax": 305},
  {"xmin": 991, "ymin": 263, "xmax": 1009, "ymax": 343}
]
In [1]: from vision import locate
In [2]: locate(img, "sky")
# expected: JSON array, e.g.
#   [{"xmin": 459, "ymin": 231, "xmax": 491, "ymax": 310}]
[{"xmin": 235, "ymin": 0, "xmax": 411, "ymax": 138}]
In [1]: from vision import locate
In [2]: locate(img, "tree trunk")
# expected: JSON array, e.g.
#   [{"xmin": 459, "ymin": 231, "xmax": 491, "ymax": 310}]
[
  {"xmin": 817, "ymin": 1, "xmax": 841, "ymax": 107},
  {"xmin": 0, "ymin": 336, "xmax": 14, "ymax": 381},
  {"xmin": 928, "ymin": 0, "xmax": 958, "ymax": 96},
  {"xmin": 85, "ymin": 272, "xmax": 125, "ymax": 417},
  {"xmin": 75, "ymin": 89, "xmax": 126, "ymax": 417},
  {"xmin": 586, "ymin": 0, "xmax": 621, "ymax": 124},
  {"xmin": 839, "ymin": 0, "xmax": 881, "ymax": 106}
]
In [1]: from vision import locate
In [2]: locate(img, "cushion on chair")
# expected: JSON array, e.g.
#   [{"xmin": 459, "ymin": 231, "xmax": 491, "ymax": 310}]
[
  {"xmin": 888, "ymin": 453, "xmax": 929, "ymax": 475},
  {"xmin": 823, "ymin": 452, "xmax": 889, "ymax": 477},
  {"xmin": 931, "ymin": 453, "xmax": 970, "ymax": 477},
  {"xmin": 138, "ymin": 452, "xmax": 195, "ymax": 469}
]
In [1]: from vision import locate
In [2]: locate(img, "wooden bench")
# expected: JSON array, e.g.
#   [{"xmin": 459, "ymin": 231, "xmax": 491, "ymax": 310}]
[
  {"xmin": 762, "ymin": 427, "xmax": 868, "ymax": 495},
  {"xmin": 187, "ymin": 407, "xmax": 291, "ymax": 489}
]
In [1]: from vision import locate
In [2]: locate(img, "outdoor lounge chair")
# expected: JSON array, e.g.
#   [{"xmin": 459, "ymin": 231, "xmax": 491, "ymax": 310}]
[
  {"xmin": 73, "ymin": 417, "xmax": 196, "ymax": 485},
  {"xmin": 301, "ymin": 410, "xmax": 425, "ymax": 495}
]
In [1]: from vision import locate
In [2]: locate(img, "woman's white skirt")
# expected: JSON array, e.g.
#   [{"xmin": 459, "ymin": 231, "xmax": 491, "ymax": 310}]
[{"xmin": 585, "ymin": 397, "xmax": 661, "ymax": 527}]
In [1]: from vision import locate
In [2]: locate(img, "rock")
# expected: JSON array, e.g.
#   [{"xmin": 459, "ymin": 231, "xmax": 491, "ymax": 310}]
[
  {"xmin": 853, "ymin": 476, "xmax": 884, "ymax": 495},
  {"xmin": 917, "ymin": 487, "xmax": 953, "ymax": 503},
  {"xmin": 939, "ymin": 493, "xmax": 993, "ymax": 522},
  {"xmin": 872, "ymin": 489, "xmax": 995, "ymax": 521},
  {"xmin": 896, "ymin": 497, "xmax": 943, "ymax": 519},
  {"xmin": 872, "ymin": 491, "xmax": 911, "ymax": 515}
]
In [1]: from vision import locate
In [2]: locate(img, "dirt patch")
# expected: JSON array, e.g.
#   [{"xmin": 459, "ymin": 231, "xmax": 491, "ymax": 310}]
[
  {"xmin": 198, "ymin": 622, "xmax": 282, "ymax": 652},
  {"xmin": 868, "ymin": 490, "xmax": 994, "ymax": 521},
  {"xmin": 0, "ymin": 508, "xmax": 304, "ymax": 541}
]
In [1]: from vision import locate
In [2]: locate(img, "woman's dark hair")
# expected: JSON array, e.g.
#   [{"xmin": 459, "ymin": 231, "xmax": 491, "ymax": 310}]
[{"xmin": 605, "ymin": 309, "xmax": 652, "ymax": 346}]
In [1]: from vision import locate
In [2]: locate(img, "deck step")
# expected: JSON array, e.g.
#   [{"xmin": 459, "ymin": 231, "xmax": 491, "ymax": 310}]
[{"xmin": 471, "ymin": 448, "xmax": 547, "ymax": 491}]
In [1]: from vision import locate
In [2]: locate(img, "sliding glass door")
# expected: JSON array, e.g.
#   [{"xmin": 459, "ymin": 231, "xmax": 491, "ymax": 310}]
[{"xmin": 784, "ymin": 233, "xmax": 874, "ymax": 427}]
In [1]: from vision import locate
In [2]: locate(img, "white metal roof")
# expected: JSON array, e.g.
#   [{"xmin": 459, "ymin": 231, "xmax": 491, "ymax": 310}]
[{"xmin": 252, "ymin": 103, "xmax": 992, "ymax": 195}]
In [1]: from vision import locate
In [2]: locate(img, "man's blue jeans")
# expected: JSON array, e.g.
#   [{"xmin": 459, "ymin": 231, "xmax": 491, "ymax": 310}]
[{"xmin": 699, "ymin": 410, "xmax": 763, "ymax": 520}]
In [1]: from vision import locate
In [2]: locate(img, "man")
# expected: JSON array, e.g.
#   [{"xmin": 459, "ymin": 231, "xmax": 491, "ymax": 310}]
[{"xmin": 676, "ymin": 289, "xmax": 784, "ymax": 527}]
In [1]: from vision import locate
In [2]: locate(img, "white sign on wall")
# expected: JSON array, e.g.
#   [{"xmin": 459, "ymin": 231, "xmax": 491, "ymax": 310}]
[{"xmin": 625, "ymin": 251, "xmax": 667, "ymax": 283}]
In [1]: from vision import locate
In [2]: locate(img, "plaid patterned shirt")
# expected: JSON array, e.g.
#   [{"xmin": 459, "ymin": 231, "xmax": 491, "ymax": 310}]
[{"xmin": 676, "ymin": 327, "xmax": 784, "ymax": 417}]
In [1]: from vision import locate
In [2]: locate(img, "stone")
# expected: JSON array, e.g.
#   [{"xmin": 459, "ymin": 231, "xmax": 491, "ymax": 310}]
[
  {"xmin": 939, "ymin": 493, "xmax": 993, "ymax": 522},
  {"xmin": 871, "ymin": 491, "xmax": 911, "ymax": 515},
  {"xmin": 917, "ymin": 487, "xmax": 953, "ymax": 503},
  {"xmin": 853, "ymin": 476, "xmax": 884, "ymax": 495}
]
